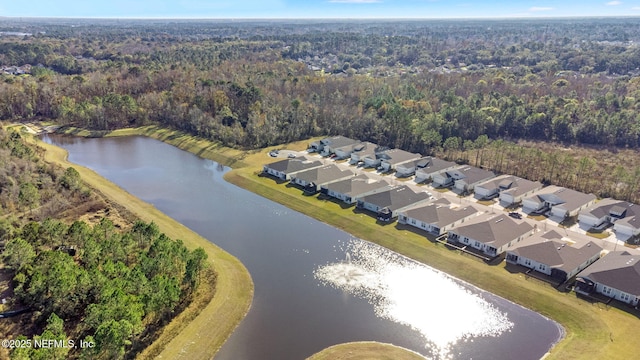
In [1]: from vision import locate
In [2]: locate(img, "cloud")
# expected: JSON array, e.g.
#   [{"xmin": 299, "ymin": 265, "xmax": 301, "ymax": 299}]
[
  {"xmin": 529, "ymin": 7, "xmax": 554, "ymax": 12},
  {"xmin": 328, "ymin": 0, "xmax": 382, "ymax": 3},
  {"xmin": 606, "ymin": 1, "xmax": 622, "ymax": 5},
  {"xmin": 633, "ymin": 6, "xmax": 640, "ymax": 9}
]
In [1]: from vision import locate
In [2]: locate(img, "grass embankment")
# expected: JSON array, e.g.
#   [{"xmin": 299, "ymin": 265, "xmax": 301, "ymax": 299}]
[
  {"xmin": 36, "ymin": 135, "xmax": 253, "ymax": 360},
  {"xmin": 306, "ymin": 342, "xmax": 426, "ymax": 360},
  {"xmin": 48, "ymin": 126, "xmax": 640, "ymax": 359}
]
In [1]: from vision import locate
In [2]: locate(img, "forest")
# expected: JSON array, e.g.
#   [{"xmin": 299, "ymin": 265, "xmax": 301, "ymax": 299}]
[
  {"xmin": 0, "ymin": 128, "xmax": 209, "ymax": 359},
  {"xmin": 1, "ymin": 18, "xmax": 640, "ymax": 201}
]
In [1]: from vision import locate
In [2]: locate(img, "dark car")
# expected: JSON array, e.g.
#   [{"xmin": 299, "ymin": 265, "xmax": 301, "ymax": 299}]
[{"xmin": 508, "ymin": 212, "xmax": 522, "ymax": 219}]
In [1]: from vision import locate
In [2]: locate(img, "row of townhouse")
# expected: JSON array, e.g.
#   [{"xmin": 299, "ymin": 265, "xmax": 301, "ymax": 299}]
[{"xmin": 265, "ymin": 136, "xmax": 640, "ymax": 308}]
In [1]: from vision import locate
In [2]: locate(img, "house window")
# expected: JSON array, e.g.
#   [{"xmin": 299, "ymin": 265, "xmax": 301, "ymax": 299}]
[
  {"xmin": 620, "ymin": 293, "xmax": 630, "ymax": 302},
  {"xmin": 524, "ymin": 259, "xmax": 532, "ymax": 266},
  {"xmin": 411, "ymin": 219, "xmax": 417, "ymax": 225},
  {"xmin": 539, "ymin": 264, "xmax": 546, "ymax": 271},
  {"xmin": 602, "ymin": 286, "xmax": 612, "ymax": 295}
]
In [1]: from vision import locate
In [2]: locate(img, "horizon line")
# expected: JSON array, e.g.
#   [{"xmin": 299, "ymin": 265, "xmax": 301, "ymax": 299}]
[{"xmin": 2, "ymin": 15, "xmax": 640, "ymax": 21}]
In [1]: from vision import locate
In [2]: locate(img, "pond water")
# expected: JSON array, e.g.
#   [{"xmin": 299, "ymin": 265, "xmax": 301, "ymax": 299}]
[{"xmin": 43, "ymin": 134, "xmax": 562, "ymax": 360}]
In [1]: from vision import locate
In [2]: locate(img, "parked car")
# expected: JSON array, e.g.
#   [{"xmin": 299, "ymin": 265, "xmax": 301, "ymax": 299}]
[
  {"xmin": 288, "ymin": 153, "xmax": 296, "ymax": 158},
  {"xmin": 508, "ymin": 212, "xmax": 522, "ymax": 219}
]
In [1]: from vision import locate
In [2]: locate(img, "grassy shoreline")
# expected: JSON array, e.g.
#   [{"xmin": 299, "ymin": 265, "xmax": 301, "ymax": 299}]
[
  {"xmin": 35, "ymin": 130, "xmax": 254, "ymax": 360},
  {"xmin": 52, "ymin": 125, "xmax": 640, "ymax": 359}
]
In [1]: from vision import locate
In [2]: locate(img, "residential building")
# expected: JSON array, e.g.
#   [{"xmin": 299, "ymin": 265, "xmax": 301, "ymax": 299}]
[
  {"xmin": 309, "ymin": 136, "xmax": 359, "ymax": 156},
  {"xmin": 575, "ymin": 250, "xmax": 640, "ymax": 306},
  {"xmin": 414, "ymin": 157, "xmax": 459, "ymax": 183},
  {"xmin": 398, "ymin": 199, "xmax": 481, "ymax": 235},
  {"xmin": 263, "ymin": 156, "xmax": 323, "ymax": 181},
  {"xmin": 379, "ymin": 149, "xmax": 422, "ymax": 173},
  {"xmin": 290, "ymin": 164, "xmax": 354, "ymax": 193},
  {"xmin": 578, "ymin": 199, "xmax": 640, "ymax": 237},
  {"xmin": 349, "ymin": 142, "xmax": 381, "ymax": 164},
  {"xmin": 395, "ymin": 157, "xmax": 433, "ymax": 178},
  {"xmin": 505, "ymin": 230, "xmax": 602, "ymax": 283},
  {"xmin": 522, "ymin": 186, "xmax": 596, "ymax": 219},
  {"xmin": 322, "ymin": 174, "xmax": 392, "ymax": 204},
  {"xmin": 451, "ymin": 166, "xmax": 496, "ymax": 193},
  {"xmin": 498, "ymin": 177, "xmax": 544, "ymax": 206},
  {"xmin": 447, "ymin": 214, "xmax": 535, "ymax": 257},
  {"xmin": 357, "ymin": 185, "xmax": 432, "ymax": 222}
]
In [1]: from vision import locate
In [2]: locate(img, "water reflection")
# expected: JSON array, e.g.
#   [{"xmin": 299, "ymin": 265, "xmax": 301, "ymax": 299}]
[{"xmin": 315, "ymin": 239, "xmax": 513, "ymax": 359}]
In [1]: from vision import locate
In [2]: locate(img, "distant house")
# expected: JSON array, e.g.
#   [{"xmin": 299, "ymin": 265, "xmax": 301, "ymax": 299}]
[
  {"xmin": 414, "ymin": 157, "xmax": 459, "ymax": 184},
  {"xmin": 498, "ymin": 177, "xmax": 544, "ymax": 206},
  {"xmin": 309, "ymin": 136, "xmax": 359, "ymax": 156},
  {"xmin": 322, "ymin": 174, "xmax": 392, "ymax": 204},
  {"xmin": 357, "ymin": 185, "xmax": 432, "ymax": 222},
  {"xmin": 505, "ymin": 230, "xmax": 602, "ymax": 283},
  {"xmin": 379, "ymin": 149, "xmax": 422, "ymax": 173},
  {"xmin": 262, "ymin": 156, "xmax": 323, "ymax": 181},
  {"xmin": 451, "ymin": 166, "xmax": 496, "ymax": 193},
  {"xmin": 475, "ymin": 175, "xmax": 542, "ymax": 202},
  {"xmin": 290, "ymin": 164, "xmax": 354, "ymax": 193},
  {"xmin": 523, "ymin": 186, "xmax": 596, "ymax": 219},
  {"xmin": 575, "ymin": 250, "xmax": 640, "ymax": 306},
  {"xmin": 398, "ymin": 199, "xmax": 481, "ymax": 235},
  {"xmin": 431, "ymin": 166, "xmax": 465, "ymax": 188},
  {"xmin": 447, "ymin": 214, "xmax": 534, "ymax": 257},
  {"xmin": 395, "ymin": 157, "xmax": 433, "ymax": 178},
  {"xmin": 362, "ymin": 148, "xmax": 392, "ymax": 168},
  {"xmin": 578, "ymin": 199, "xmax": 640, "ymax": 237},
  {"xmin": 349, "ymin": 142, "xmax": 382, "ymax": 164}
]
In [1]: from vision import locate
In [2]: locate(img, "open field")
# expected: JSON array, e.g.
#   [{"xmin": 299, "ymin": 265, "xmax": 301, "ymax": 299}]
[
  {"xmin": 44, "ymin": 125, "xmax": 640, "ymax": 359},
  {"xmin": 35, "ymin": 134, "xmax": 254, "ymax": 360},
  {"xmin": 306, "ymin": 342, "xmax": 426, "ymax": 360}
]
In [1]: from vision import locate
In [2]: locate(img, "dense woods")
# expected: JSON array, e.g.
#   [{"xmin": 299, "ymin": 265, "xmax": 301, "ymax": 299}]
[
  {"xmin": 0, "ymin": 127, "xmax": 209, "ymax": 359},
  {"xmin": 1, "ymin": 18, "xmax": 640, "ymax": 201}
]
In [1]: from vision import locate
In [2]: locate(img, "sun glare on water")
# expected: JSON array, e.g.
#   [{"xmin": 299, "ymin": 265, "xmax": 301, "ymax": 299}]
[{"xmin": 314, "ymin": 239, "xmax": 513, "ymax": 359}]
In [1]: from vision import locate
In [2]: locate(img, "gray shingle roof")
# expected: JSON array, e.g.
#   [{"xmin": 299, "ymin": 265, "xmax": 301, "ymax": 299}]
[
  {"xmin": 380, "ymin": 149, "xmax": 421, "ymax": 166},
  {"xmin": 403, "ymin": 201, "xmax": 479, "ymax": 228},
  {"xmin": 450, "ymin": 214, "xmax": 534, "ymax": 248},
  {"xmin": 509, "ymin": 230, "xmax": 602, "ymax": 273},
  {"xmin": 415, "ymin": 157, "xmax": 458, "ymax": 175},
  {"xmin": 499, "ymin": 177, "xmax": 544, "ymax": 198},
  {"xmin": 581, "ymin": 199, "xmax": 638, "ymax": 220},
  {"xmin": 360, "ymin": 185, "xmax": 431, "ymax": 211},
  {"xmin": 324, "ymin": 174, "xmax": 391, "ymax": 197},
  {"xmin": 450, "ymin": 165, "xmax": 495, "ymax": 185},
  {"xmin": 577, "ymin": 250, "xmax": 640, "ymax": 295},
  {"xmin": 292, "ymin": 164, "xmax": 353, "ymax": 184},
  {"xmin": 265, "ymin": 156, "xmax": 323, "ymax": 173}
]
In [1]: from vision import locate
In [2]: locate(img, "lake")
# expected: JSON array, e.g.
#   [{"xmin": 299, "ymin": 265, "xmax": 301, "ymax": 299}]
[{"xmin": 43, "ymin": 134, "xmax": 562, "ymax": 360}]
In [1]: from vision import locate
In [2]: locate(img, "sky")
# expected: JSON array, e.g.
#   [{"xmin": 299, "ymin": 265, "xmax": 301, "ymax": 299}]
[{"xmin": 1, "ymin": 0, "xmax": 640, "ymax": 19}]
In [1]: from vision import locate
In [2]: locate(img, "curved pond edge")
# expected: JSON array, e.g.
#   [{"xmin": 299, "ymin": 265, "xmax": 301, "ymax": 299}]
[
  {"xmin": 33, "ymin": 130, "xmax": 254, "ymax": 360},
  {"xmin": 306, "ymin": 341, "xmax": 427, "ymax": 360},
  {"xmin": 50, "ymin": 125, "xmax": 640, "ymax": 360}
]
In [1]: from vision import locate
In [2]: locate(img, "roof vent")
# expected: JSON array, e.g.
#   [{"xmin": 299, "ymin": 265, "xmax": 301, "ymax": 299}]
[
  {"xmin": 557, "ymin": 247, "xmax": 562, "ymax": 250},
  {"xmin": 495, "ymin": 218, "xmax": 504, "ymax": 223},
  {"xmin": 587, "ymin": 243, "xmax": 591, "ymax": 247}
]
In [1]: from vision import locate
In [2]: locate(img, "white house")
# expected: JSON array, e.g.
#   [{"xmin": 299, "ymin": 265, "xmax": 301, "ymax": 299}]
[
  {"xmin": 505, "ymin": 230, "xmax": 602, "ymax": 283},
  {"xmin": 263, "ymin": 156, "xmax": 323, "ymax": 181},
  {"xmin": 414, "ymin": 158, "xmax": 459, "ymax": 183},
  {"xmin": 523, "ymin": 186, "xmax": 596, "ymax": 219},
  {"xmin": 498, "ymin": 178, "xmax": 544, "ymax": 206},
  {"xmin": 578, "ymin": 199, "xmax": 640, "ymax": 237},
  {"xmin": 431, "ymin": 166, "xmax": 465, "ymax": 188},
  {"xmin": 290, "ymin": 164, "xmax": 354, "ymax": 193},
  {"xmin": 447, "ymin": 214, "xmax": 535, "ymax": 257},
  {"xmin": 379, "ymin": 149, "xmax": 422, "ymax": 173},
  {"xmin": 575, "ymin": 250, "xmax": 640, "ymax": 306},
  {"xmin": 357, "ymin": 185, "xmax": 432, "ymax": 222},
  {"xmin": 309, "ymin": 136, "xmax": 359, "ymax": 156},
  {"xmin": 395, "ymin": 157, "xmax": 432, "ymax": 178},
  {"xmin": 398, "ymin": 199, "xmax": 481, "ymax": 235},
  {"xmin": 322, "ymin": 174, "xmax": 392, "ymax": 204},
  {"xmin": 451, "ymin": 166, "xmax": 496, "ymax": 193},
  {"xmin": 350, "ymin": 142, "xmax": 382, "ymax": 164}
]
